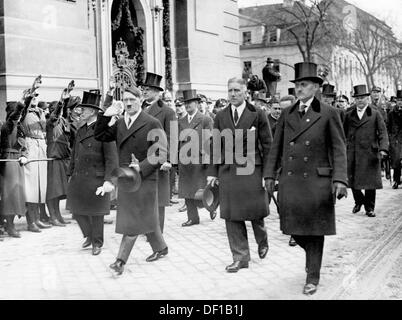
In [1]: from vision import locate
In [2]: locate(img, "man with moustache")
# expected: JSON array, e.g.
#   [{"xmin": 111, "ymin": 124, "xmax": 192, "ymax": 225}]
[
  {"xmin": 141, "ymin": 72, "xmax": 178, "ymax": 234},
  {"xmin": 387, "ymin": 90, "xmax": 402, "ymax": 189},
  {"xmin": 207, "ymin": 78, "xmax": 272, "ymax": 273},
  {"xmin": 95, "ymin": 86, "xmax": 169, "ymax": 275},
  {"xmin": 344, "ymin": 85, "xmax": 389, "ymax": 217},
  {"xmin": 266, "ymin": 62, "xmax": 348, "ymax": 295}
]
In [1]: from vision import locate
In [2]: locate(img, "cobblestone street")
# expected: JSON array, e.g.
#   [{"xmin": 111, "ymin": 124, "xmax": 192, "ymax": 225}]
[{"xmin": 1, "ymin": 178, "xmax": 401, "ymax": 300}]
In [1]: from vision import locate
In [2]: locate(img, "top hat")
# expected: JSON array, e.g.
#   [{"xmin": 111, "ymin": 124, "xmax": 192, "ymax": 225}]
[
  {"xmin": 266, "ymin": 57, "xmax": 274, "ymax": 63},
  {"xmin": 290, "ymin": 62, "xmax": 324, "ymax": 85},
  {"xmin": 322, "ymin": 84, "xmax": 336, "ymax": 97},
  {"xmin": 110, "ymin": 167, "xmax": 142, "ymax": 193},
  {"xmin": 194, "ymin": 183, "xmax": 220, "ymax": 213},
  {"xmin": 396, "ymin": 90, "xmax": 402, "ymax": 99},
  {"xmin": 79, "ymin": 90, "xmax": 102, "ymax": 110},
  {"xmin": 371, "ymin": 85, "xmax": 382, "ymax": 93},
  {"xmin": 183, "ymin": 89, "xmax": 201, "ymax": 103},
  {"xmin": 141, "ymin": 72, "xmax": 164, "ymax": 91},
  {"xmin": 352, "ymin": 85, "xmax": 370, "ymax": 97},
  {"xmin": 288, "ymin": 88, "xmax": 296, "ymax": 96}
]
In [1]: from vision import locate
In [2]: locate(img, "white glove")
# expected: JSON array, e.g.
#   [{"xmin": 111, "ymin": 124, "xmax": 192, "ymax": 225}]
[
  {"xmin": 206, "ymin": 176, "xmax": 219, "ymax": 187},
  {"xmin": 95, "ymin": 181, "xmax": 115, "ymax": 197},
  {"xmin": 104, "ymin": 101, "xmax": 124, "ymax": 117},
  {"xmin": 160, "ymin": 162, "xmax": 172, "ymax": 171}
]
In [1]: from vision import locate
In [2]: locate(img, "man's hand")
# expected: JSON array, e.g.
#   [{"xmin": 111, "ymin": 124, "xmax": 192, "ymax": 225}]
[
  {"xmin": 18, "ymin": 157, "xmax": 28, "ymax": 165},
  {"xmin": 160, "ymin": 162, "xmax": 172, "ymax": 171},
  {"xmin": 333, "ymin": 182, "xmax": 348, "ymax": 200},
  {"xmin": 60, "ymin": 88, "xmax": 70, "ymax": 101},
  {"xmin": 207, "ymin": 176, "xmax": 219, "ymax": 187},
  {"xmin": 95, "ymin": 181, "xmax": 115, "ymax": 196},
  {"xmin": 265, "ymin": 178, "xmax": 275, "ymax": 196},
  {"xmin": 104, "ymin": 101, "xmax": 124, "ymax": 117}
]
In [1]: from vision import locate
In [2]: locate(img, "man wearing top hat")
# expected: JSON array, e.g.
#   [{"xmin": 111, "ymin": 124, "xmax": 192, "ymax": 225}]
[
  {"xmin": 344, "ymin": 85, "xmax": 389, "ymax": 217},
  {"xmin": 262, "ymin": 57, "xmax": 281, "ymax": 98},
  {"xmin": 67, "ymin": 90, "xmax": 118, "ymax": 256},
  {"xmin": 94, "ymin": 85, "xmax": 169, "ymax": 275},
  {"xmin": 266, "ymin": 62, "xmax": 348, "ymax": 295},
  {"xmin": 141, "ymin": 72, "xmax": 178, "ymax": 233},
  {"xmin": 178, "ymin": 89, "xmax": 214, "ymax": 227},
  {"xmin": 207, "ymin": 77, "xmax": 272, "ymax": 273},
  {"xmin": 385, "ymin": 90, "xmax": 402, "ymax": 189},
  {"xmin": 322, "ymin": 83, "xmax": 346, "ymax": 122}
]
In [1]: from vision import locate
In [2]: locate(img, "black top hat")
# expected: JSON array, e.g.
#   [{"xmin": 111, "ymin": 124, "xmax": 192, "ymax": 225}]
[
  {"xmin": 194, "ymin": 184, "xmax": 220, "ymax": 213},
  {"xmin": 290, "ymin": 62, "xmax": 324, "ymax": 85},
  {"xmin": 288, "ymin": 88, "xmax": 296, "ymax": 96},
  {"xmin": 352, "ymin": 85, "xmax": 370, "ymax": 97},
  {"xmin": 110, "ymin": 167, "xmax": 142, "ymax": 193},
  {"xmin": 396, "ymin": 90, "xmax": 402, "ymax": 99},
  {"xmin": 183, "ymin": 89, "xmax": 201, "ymax": 103},
  {"xmin": 371, "ymin": 85, "xmax": 382, "ymax": 92},
  {"xmin": 79, "ymin": 90, "xmax": 102, "ymax": 110},
  {"xmin": 322, "ymin": 84, "xmax": 336, "ymax": 97},
  {"xmin": 141, "ymin": 72, "xmax": 164, "ymax": 91}
]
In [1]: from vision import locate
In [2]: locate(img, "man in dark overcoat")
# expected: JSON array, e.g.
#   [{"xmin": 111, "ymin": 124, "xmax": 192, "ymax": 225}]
[
  {"xmin": 178, "ymin": 89, "xmax": 213, "ymax": 227},
  {"xmin": 207, "ymin": 78, "xmax": 272, "ymax": 273},
  {"xmin": 387, "ymin": 90, "xmax": 402, "ymax": 189},
  {"xmin": 262, "ymin": 57, "xmax": 281, "ymax": 98},
  {"xmin": 67, "ymin": 90, "xmax": 118, "ymax": 256},
  {"xmin": 266, "ymin": 62, "xmax": 348, "ymax": 295},
  {"xmin": 95, "ymin": 86, "xmax": 169, "ymax": 275},
  {"xmin": 344, "ymin": 85, "xmax": 389, "ymax": 217},
  {"xmin": 141, "ymin": 72, "xmax": 178, "ymax": 233}
]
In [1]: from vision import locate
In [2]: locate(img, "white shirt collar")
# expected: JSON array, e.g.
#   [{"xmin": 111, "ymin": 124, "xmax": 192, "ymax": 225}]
[
  {"xmin": 125, "ymin": 110, "xmax": 141, "ymax": 128},
  {"xmin": 86, "ymin": 118, "xmax": 97, "ymax": 127},
  {"xmin": 231, "ymin": 100, "xmax": 247, "ymax": 124},
  {"xmin": 356, "ymin": 105, "xmax": 368, "ymax": 119},
  {"xmin": 299, "ymin": 96, "xmax": 315, "ymax": 112}
]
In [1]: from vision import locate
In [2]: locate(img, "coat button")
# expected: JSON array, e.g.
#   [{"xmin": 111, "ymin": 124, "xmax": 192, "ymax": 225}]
[
  {"xmin": 290, "ymin": 142, "xmax": 295, "ymax": 146},
  {"xmin": 305, "ymin": 141, "xmax": 310, "ymax": 146},
  {"xmin": 304, "ymin": 157, "xmax": 308, "ymax": 162},
  {"xmin": 288, "ymin": 171, "xmax": 293, "ymax": 176},
  {"xmin": 303, "ymin": 173, "xmax": 308, "ymax": 178}
]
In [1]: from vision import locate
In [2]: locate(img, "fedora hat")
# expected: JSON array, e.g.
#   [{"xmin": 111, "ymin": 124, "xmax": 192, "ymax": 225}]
[
  {"xmin": 194, "ymin": 184, "xmax": 220, "ymax": 213},
  {"xmin": 322, "ymin": 84, "xmax": 336, "ymax": 97},
  {"xmin": 396, "ymin": 90, "xmax": 402, "ymax": 100},
  {"xmin": 352, "ymin": 85, "xmax": 370, "ymax": 97},
  {"xmin": 79, "ymin": 90, "xmax": 102, "ymax": 110},
  {"xmin": 288, "ymin": 87, "xmax": 296, "ymax": 96},
  {"xmin": 110, "ymin": 167, "xmax": 142, "ymax": 193},
  {"xmin": 141, "ymin": 72, "xmax": 163, "ymax": 91},
  {"xmin": 290, "ymin": 62, "xmax": 324, "ymax": 85},
  {"xmin": 183, "ymin": 89, "xmax": 201, "ymax": 103}
]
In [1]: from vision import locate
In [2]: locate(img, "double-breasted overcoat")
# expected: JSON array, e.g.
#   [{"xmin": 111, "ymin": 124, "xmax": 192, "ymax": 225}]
[
  {"xmin": 344, "ymin": 105, "xmax": 389, "ymax": 189},
  {"xmin": 207, "ymin": 102, "xmax": 272, "ymax": 221},
  {"xmin": 266, "ymin": 98, "xmax": 348, "ymax": 236},
  {"xmin": 94, "ymin": 111, "xmax": 168, "ymax": 236}
]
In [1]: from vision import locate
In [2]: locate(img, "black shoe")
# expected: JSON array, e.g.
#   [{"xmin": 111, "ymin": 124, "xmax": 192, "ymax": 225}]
[
  {"xmin": 109, "ymin": 260, "xmax": 125, "ymax": 275},
  {"xmin": 6, "ymin": 226, "xmax": 21, "ymax": 238},
  {"xmin": 303, "ymin": 283, "xmax": 318, "ymax": 295},
  {"xmin": 258, "ymin": 243, "xmax": 269, "ymax": 259},
  {"xmin": 92, "ymin": 246, "xmax": 102, "ymax": 256},
  {"xmin": 146, "ymin": 247, "xmax": 168, "ymax": 262},
  {"xmin": 178, "ymin": 205, "xmax": 187, "ymax": 212},
  {"xmin": 289, "ymin": 236, "xmax": 297, "ymax": 247},
  {"xmin": 366, "ymin": 211, "xmax": 376, "ymax": 217},
  {"xmin": 392, "ymin": 182, "xmax": 399, "ymax": 189},
  {"xmin": 82, "ymin": 237, "xmax": 92, "ymax": 248},
  {"xmin": 352, "ymin": 204, "xmax": 362, "ymax": 214},
  {"xmin": 49, "ymin": 219, "xmax": 65, "ymax": 227},
  {"xmin": 27, "ymin": 223, "xmax": 41, "ymax": 233},
  {"xmin": 210, "ymin": 211, "xmax": 217, "ymax": 220},
  {"xmin": 35, "ymin": 220, "xmax": 51, "ymax": 229},
  {"xmin": 181, "ymin": 220, "xmax": 199, "ymax": 227},
  {"xmin": 225, "ymin": 261, "xmax": 249, "ymax": 273}
]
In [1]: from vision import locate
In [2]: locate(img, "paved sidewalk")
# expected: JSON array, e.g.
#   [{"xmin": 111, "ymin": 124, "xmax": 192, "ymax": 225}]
[{"xmin": 0, "ymin": 180, "xmax": 401, "ymax": 300}]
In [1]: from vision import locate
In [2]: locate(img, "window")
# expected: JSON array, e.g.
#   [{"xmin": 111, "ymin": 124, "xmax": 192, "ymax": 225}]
[
  {"xmin": 242, "ymin": 31, "xmax": 252, "ymax": 45},
  {"xmin": 243, "ymin": 61, "xmax": 252, "ymax": 75},
  {"xmin": 269, "ymin": 30, "xmax": 277, "ymax": 43}
]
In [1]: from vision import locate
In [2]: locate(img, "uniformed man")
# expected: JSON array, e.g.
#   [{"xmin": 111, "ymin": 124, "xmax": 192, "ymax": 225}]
[
  {"xmin": 266, "ymin": 62, "xmax": 348, "ymax": 295},
  {"xmin": 344, "ymin": 85, "xmax": 389, "ymax": 217}
]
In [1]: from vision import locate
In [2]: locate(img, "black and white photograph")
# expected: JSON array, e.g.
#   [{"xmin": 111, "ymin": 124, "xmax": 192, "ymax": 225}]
[{"xmin": 0, "ymin": 0, "xmax": 402, "ymax": 305}]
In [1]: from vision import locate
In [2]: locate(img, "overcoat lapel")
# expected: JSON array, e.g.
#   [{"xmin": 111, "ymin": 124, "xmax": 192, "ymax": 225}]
[
  {"xmin": 78, "ymin": 123, "xmax": 95, "ymax": 142},
  {"xmin": 286, "ymin": 101, "xmax": 301, "ymax": 133},
  {"xmin": 146, "ymin": 100, "xmax": 163, "ymax": 118},
  {"xmin": 189, "ymin": 112, "xmax": 203, "ymax": 129},
  {"xmin": 222, "ymin": 106, "xmax": 236, "ymax": 131},
  {"xmin": 236, "ymin": 103, "xmax": 257, "ymax": 130},
  {"xmin": 119, "ymin": 112, "xmax": 148, "ymax": 147},
  {"xmin": 290, "ymin": 98, "xmax": 322, "ymax": 141}
]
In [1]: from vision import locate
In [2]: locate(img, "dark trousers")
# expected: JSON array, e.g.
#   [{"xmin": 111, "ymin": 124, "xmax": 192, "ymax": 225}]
[
  {"xmin": 225, "ymin": 219, "xmax": 268, "ymax": 262},
  {"xmin": 145, "ymin": 225, "xmax": 168, "ymax": 253},
  {"xmin": 169, "ymin": 167, "xmax": 177, "ymax": 199},
  {"xmin": 75, "ymin": 215, "xmax": 104, "ymax": 247},
  {"xmin": 352, "ymin": 189, "xmax": 376, "ymax": 211},
  {"xmin": 185, "ymin": 198, "xmax": 203, "ymax": 222},
  {"xmin": 158, "ymin": 206, "xmax": 165, "ymax": 233},
  {"xmin": 393, "ymin": 166, "xmax": 401, "ymax": 184},
  {"xmin": 292, "ymin": 235, "xmax": 324, "ymax": 285}
]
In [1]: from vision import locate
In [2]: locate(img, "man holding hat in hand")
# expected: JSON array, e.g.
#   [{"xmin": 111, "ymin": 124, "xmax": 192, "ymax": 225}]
[
  {"xmin": 266, "ymin": 62, "xmax": 348, "ymax": 295},
  {"xmin": 344, "ymin": 85, "xmax": 389, "ymax": 218}
]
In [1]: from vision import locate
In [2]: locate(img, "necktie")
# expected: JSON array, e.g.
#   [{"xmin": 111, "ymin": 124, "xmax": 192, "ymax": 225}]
[
  {"xmin": 299, "ymin": 105, "xmax": 306, "ymax": 118},
  {"xmin": 234, "ymin": 108, "xmax": 239, "ymax": 125},
  {"xmin": 127, "ymin": 117, "xmax": 132, "ymax": 128}
]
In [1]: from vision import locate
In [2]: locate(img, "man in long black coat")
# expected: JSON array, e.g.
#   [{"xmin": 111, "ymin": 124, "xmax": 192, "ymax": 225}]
[
  {"xmin": 141, "ymin": 72, "xmax": 178, "ymax": 233},
  {"xmin": 95, "ymin": 86, "xmax": 169, "ymax": 275},
  {"xmin": 262, "ymin": 57, "xmax": 281, "ymax": 98},
  {"xmin": 207, "ymin": 78, "xmax": 272, "ymax": 273},
  {"xmin": 344, "ymin": 85, "xmax": 389, "ymax": 218},
  {"xmin": 67, "ymin": 91, "xmax": 118, "ymax": 256},
  {"xmin": 266, "ymin": 62, "xmax": 348, "ymax": 295},
  {"xmin": 387, "ymin": 90, "xmax": 402, "ymax": 189}
]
